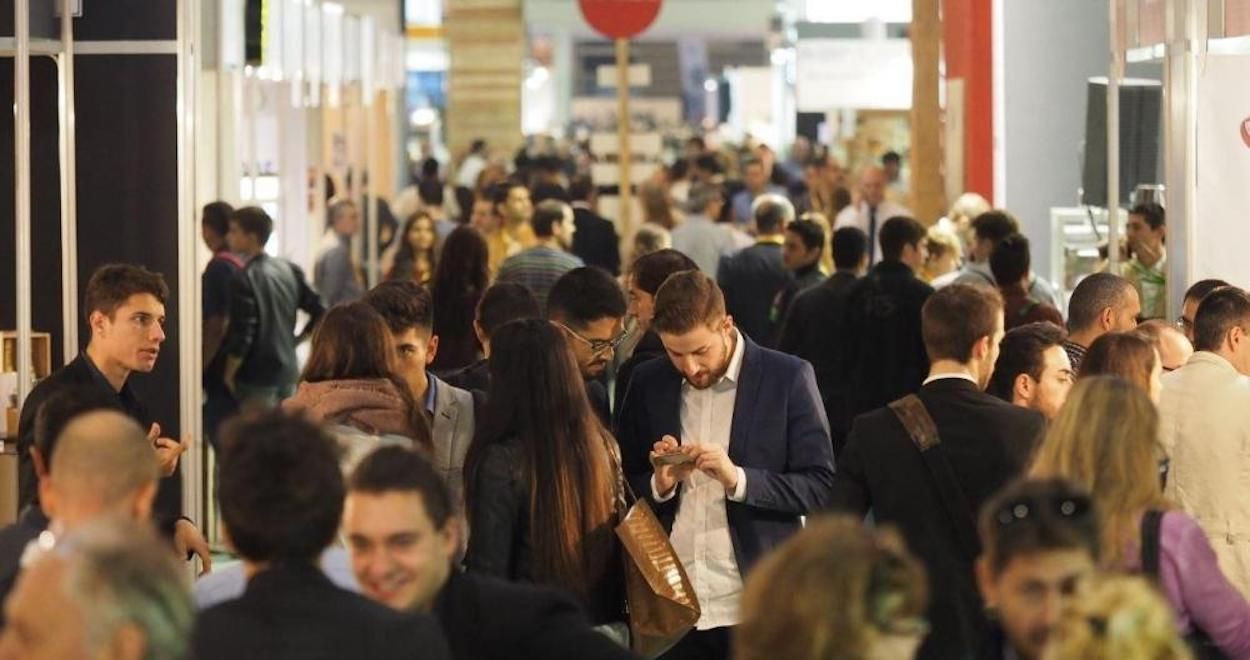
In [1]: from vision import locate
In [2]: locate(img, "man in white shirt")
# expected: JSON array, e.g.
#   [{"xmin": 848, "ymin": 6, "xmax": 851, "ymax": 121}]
[
  {"xmin": 835, "ymin": 165, "xmax": 911, "ymax": 265},
  {"xmin": 617, "ymin": 271, "xmax": 835, "ymax": 659}
]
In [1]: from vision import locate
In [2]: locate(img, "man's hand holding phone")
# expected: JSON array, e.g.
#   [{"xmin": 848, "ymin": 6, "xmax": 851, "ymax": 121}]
[{"xmin": 649, "ymin": 435, "xmax": 696, "ymax": 497}]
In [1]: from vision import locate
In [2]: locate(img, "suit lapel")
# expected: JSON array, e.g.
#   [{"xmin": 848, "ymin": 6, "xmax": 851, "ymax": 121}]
[
  {"xmin": 431, "ymin": 377, "xmax": 458, "ymax": 473},
  {"xmin": 657, "ymin": 365, "xmax": 684, "ymax": 443},
  {"xmin": 728, "ymin": 338, "xmax": 761, "ymax": 460}
]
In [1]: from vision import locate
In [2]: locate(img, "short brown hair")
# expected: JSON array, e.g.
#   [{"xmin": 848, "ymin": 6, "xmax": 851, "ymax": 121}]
[
  {"xmin": 651, "ymin": 270, "xmax": 726, "ymax": 336},
  {"xmin": 1080, "ymin": 332, "xmax": 1157, "ymax": 393},
  {"xmin": 921, "ymin": 284, "xmax": 1003, "ymax": 362},
  {"xmin": 83, "ymin": 263, "xmax": 169, "ymax": 321},
  {"xmin": 1193, "ymin": 286, "xmax": 1250, "ymax": 352}
]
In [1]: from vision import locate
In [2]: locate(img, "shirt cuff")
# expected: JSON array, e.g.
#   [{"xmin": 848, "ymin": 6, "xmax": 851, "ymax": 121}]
[
  {"xmin": 650, "ymin": 475, "xmax": 678, "ymax": 503},
  {"xmin": 728, "ymin": 468, "xmax": 748, "ymax": 502}
]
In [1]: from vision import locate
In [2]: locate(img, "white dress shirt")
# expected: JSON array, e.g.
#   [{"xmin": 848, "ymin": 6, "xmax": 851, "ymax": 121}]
[
  {"xmin": 651, "ymin": 329, "xmax": 748, "ymax": 630},
  {"xmin": 835, "ymin": 200, "xmax": 912, "ymax": 264}
]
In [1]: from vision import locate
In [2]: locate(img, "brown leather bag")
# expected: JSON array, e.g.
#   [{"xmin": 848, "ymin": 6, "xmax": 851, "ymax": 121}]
[{"xmin": 616, "ymin": 489, "xmax": 701, "ymax": 658}]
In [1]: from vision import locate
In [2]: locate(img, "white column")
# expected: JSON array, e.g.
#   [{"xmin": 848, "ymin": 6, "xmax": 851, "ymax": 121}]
[{"xmin": 14, "ymin": 0, "xmax": 33, "ymax": 405}]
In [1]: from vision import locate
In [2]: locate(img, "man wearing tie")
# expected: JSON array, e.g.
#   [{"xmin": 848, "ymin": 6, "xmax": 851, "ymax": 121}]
[{"xmin": 835, "ymin": 165, "xmax": 911, "ymax": 265}]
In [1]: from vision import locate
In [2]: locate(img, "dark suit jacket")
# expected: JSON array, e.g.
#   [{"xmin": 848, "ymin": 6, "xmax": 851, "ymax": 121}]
[
  {"xmin": 572, "ymin": 207, "xmax": 621, "ymax": 276},
  {"xmin": 193, "ymin": 562, "xmax": 451, "ymax": 660},
  {"xmin": 613, "ymin": 331, "xmax": 666, "ymax": 426},
  {"xmin": 717, "ymin": 242, "xmax": 791, "ymax": 348},
  {"xmin": 841, "ymin": 260, "xmax": 933, "ymax": 418},
  {"xmin": 15, "ymin": 355, "xmax": 180, "ymax": 533},
  {"xmin": 775, "ymin": 270, "xmax": 860, "ymax": 454},
  {"xmin": 616, "ymin": 335, "xmax": 835, "ymax": 576},
  {"xmin": 829, "ymin": 378, "xmax": 1046, "ymax": 660},
  {"xmin": 436, "ymin": 570, "xmax": 637, "ymax": 660},
  {"xmin": 441, "ymin": 358, "xmax": 489, "ymax": 394}
]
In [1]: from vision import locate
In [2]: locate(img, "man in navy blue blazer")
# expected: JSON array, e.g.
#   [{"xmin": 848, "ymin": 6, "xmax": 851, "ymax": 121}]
[{"xmin": 617, "ymin": 270, "xmax": 835, "ymax": 660}]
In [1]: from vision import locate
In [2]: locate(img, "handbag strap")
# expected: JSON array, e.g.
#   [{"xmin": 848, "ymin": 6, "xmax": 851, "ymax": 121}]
[
  {"xmin": 1141, "ymin": 509, "xmax": 1165, "ymax": 580},
  {"xmin": 888, "ymin": 394, "xmax": 981, "ymax": 560}
]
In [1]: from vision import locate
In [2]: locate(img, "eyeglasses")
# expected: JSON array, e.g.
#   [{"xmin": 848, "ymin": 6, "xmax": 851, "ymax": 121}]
[
  {"xmin": 993, "ymin": 493, "xmax": 1093, "ymax": 527},
  {"xmin": 554, "ymin": 322, "xmax": 631, "ymax": 356},
  {"xmin": 1158, "ymin": 455, "xmax": 1171, "ymax": 491},
  {"xmin": 1175, "ymin": 316, "xmax": 1194, "ymax": 333}
]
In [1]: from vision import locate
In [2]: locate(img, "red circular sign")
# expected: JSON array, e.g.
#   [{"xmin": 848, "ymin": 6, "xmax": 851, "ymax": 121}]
[
  {"xmin": 578, "ymin": 0, "xmax": 662, "ymax": 39},
  {"xmin": 1241, "ymin": 116, "xmax": 1250, "ymax": 149}
]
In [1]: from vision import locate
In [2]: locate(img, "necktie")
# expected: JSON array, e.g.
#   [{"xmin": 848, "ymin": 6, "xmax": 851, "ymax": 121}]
[{"xmin": 868, "ymin": 205, "xmax": 878, "ymax": 263}]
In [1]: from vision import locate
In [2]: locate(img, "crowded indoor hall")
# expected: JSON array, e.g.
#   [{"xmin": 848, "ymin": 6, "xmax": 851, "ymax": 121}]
[{"xmin": 3, "ymin": 0, "xmax": 1250, "ymax": 658}]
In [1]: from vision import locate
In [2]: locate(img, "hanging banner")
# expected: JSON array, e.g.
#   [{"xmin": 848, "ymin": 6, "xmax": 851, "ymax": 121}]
[{"xmin": 1194, "ymin": 55, "xmax": 1250, "ymax": 286}]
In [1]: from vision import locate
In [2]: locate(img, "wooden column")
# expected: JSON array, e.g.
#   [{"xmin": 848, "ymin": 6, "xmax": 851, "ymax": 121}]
[
  {"xmin": 911, "ymin": 0, "xmax": 945, "ymax": 223},
  {"xmin": 444, "ymin": 0, "xmax": 525, "ymax": 160}
]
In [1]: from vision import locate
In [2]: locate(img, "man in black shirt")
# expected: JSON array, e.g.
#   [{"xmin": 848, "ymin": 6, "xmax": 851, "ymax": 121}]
[
  {"xmin": 15, "ymin": 264, "xmax": 208, "ymax": 568},
  {"xmin": 194, "ymin": 411, "xmax": 450, "ymax": 660},
  {"xmin": 342, "ymin": 446, "xmax": 636, "ymax": 660},
  {"xmin": 441, "ymin": 282, "xmax": 540, "ymax": 393},
  {"xmin": 200, "ymin": 201, "xmax": 243, "ymax": 445},
  {"xmin": 616, "ymin": 249, "xmax": 698, "ymax": 419},
  {"xmin": 776, "ymin": 226, "xmax": 868, "ymax": 454},
  {"xmin": 221, "ymin": 207, "xmax": 325, "ymax": 407}
]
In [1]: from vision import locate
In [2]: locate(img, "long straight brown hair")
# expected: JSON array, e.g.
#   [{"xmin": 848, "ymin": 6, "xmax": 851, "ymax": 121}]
[
  {"xmin": 301, "ymin": 302, "xmax": 431, "ymax": 451},
  {"xmin": 1029, "ymin": 376, "xmax": 1170, "ymax": 565},
  {"xmin": 466, "ymin": 319, "xmax": 618, "ymax": 597}
]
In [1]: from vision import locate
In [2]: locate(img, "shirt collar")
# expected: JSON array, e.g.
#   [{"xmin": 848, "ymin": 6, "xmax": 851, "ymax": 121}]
[
  {"xmin": 724, "ymin": 328, "xmax": 747, "ymax": 384},
  {"xmin": 424, "ymin": 374, "xmax": 439, "ymax": 415},
  {"xmin": 923, "ymin": 372, "xmax": 979, "ymax": 386},
  {"xmin": 80, "ymin": 352, "xmax": 123, "ymax": 394},
  {"xmin": 756, "ymin": 235, "xmax": 784, "ymax": 246}
]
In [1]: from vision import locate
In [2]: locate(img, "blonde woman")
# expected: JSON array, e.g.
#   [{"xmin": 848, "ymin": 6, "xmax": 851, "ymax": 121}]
[
  {"xmin": 1030, "ymin": 377, "xmax": 1250, "ymax": 656},
  {"xmin": 1043, "ymin": 574, "xmax": 1191, "ymax": 660},
  {"xmin": 736, "ymin": 516, "xmax": 929, "ymax": 660},
  {"xmin": 922, "ymin": 226, "xmax": 963, "ymax": 283}
]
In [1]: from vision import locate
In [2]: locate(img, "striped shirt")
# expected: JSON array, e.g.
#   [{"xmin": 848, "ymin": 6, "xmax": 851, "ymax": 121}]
[{"xmin": 495, "ymin": 245, "xmax": 583, "ymax": 310}]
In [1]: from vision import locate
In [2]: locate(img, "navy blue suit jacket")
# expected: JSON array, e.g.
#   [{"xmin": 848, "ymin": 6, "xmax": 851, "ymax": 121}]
[{"xmin": 616, "ymin": 334, "xmax": 835, "ymax": 576}]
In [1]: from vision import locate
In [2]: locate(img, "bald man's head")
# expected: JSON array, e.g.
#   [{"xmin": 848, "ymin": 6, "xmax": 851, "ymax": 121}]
[
  {"xmin": 1137, "ymin": 320, "xmax": 1194, "ymax": 371},
  {"xmin": 860, "ymin": 166, "xmax": 887, "ymax": 207},
  {"xmin": 42, "ymin": 411, "xmax": 159, "ymax": 529}
]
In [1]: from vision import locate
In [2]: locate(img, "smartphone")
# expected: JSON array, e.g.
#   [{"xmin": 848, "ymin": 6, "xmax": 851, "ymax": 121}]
[{"xmin": 654, "ymin": 451, "xmax": 694, "ymax": 466}]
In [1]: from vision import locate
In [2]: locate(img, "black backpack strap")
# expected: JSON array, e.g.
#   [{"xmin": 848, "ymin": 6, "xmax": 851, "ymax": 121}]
[
  {"xmin": 888, "ymin": 394, "xmax": 981, "ymax": 560},
  {"xmin": 1141, "ymin": 509, "xmax": 1165, "ymax": 580}
]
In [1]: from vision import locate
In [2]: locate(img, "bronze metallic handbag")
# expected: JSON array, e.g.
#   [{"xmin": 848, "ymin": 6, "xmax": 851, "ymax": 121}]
[{"xmin": 615, "ymin": 488, "xmax": 701, "ymax": 658}]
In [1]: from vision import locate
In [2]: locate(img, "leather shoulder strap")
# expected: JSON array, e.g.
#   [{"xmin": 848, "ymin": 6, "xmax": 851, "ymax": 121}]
[
  {"xmin": 888, "ymin": 394, "xmax": 981, "ymax": 560},
  {"xmin": 1141, "ymin": 510, "xmax": 1164, "ymax": 580}
]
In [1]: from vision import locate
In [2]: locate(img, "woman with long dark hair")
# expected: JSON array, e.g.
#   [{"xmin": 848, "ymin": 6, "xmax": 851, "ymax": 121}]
[
  {"xmin": 464, "ymin": 319, "xmax": 623, "ymax": 627},
  {"xmin": 282, "ymin": 302, "xmax": 432, "ymax": 472},
  {"xmin": 386, "ymin": 211, "xmax": 439, "ymax": 285},
  {"xmin": 430, "ymin": 225, "xmax": 491, "ymax": 372}
]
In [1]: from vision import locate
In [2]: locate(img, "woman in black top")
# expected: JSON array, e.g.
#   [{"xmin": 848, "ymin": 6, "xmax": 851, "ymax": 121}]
[
  {"xmin": 464, "ymin": 319, "xmax": 624, "ymax": 626},
  {"xmin": 430, "ymin": 226, "xmax": 490, "ymax": 373}
]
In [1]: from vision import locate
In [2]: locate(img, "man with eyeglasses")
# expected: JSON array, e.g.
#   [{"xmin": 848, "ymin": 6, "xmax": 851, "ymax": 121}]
[
  {"xmin": 14, "ymin": 264, "xmax": 210, "ymax": 573},
  {"xmin": 1159, "ymin": 285, "xmax": 1250, "ymax": 598},
  {"xmin": 974, "ymin": 479, "xmax": 1100, "ymax": 660},
  {"xmin": 1177, "ymin": 278, "xmax": 1230, "ymax": 343},
  {"xmin": 547, "ymin": 267, "xmax": 628, "ymax": 426}
]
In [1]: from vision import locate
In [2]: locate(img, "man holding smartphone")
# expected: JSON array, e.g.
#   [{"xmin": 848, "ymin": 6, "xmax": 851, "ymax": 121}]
[{"xmin": 617, "ymin": 270, "xmax": 834, "ymax": 660}]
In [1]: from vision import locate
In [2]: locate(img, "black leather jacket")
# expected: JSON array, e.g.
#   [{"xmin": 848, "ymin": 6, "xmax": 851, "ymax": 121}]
[{"xmin": 223, "ymin": 254, "xmax": 325, "ymax": 388}]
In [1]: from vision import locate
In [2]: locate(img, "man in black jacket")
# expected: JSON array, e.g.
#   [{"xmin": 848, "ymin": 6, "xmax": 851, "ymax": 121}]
[
  {"xmin": 342, "ymin": 445, "xmax": 637, "ymax": 660},
  {"xmin": 193, "ymin": 411, "xmax": 450, "ymax": 660},
  {"xmin": 840, "ymin": 215, "xmax": 934, "ymax": 419},
  {"xmin": 440, "ymin": 282, "xmax": 540, "ymax": 394},
  {"xmin": 221, "ymin": 207, "xmax": 325, "ymax": 407},
  {"xmin": 775, "ymin": 226, "xmax": 868, "ymax": 454},
  {"xmin": 15, "ymin": 264, "xmax": 207, "ymax": 567},
  {"xmin": 548, "ymin": 267, "xmax": 629, "ymax": 426},
  {"xmin": 717, "ymin": 193, "xmax": 793, "ymax": 347},
  {"xmin": 830, "ymin": 284, "xmax": 1047, "ymax": 659},
  {"xmin": 570, "ymin": 175, "xmax": 622, "ymax": 275},
  {"xmin": 616, "ymin": 249, "xmax": 699, "ymax": 419}
]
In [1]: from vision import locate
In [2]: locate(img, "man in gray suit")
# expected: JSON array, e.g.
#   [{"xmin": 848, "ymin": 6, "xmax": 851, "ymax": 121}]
[
  {"xmin": 671, "ymin": 181, "xmax": 739, "ymax": 277},
  {"xmin": 364, "ymin": 281, "xmax": 477, "ymax": 511}
]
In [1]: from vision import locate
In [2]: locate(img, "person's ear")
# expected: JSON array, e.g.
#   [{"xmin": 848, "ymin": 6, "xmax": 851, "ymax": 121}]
[
  {"xmin": 975, "ymin": 556, "xmax": 997, "ymax": 604},
  {"xmin": 425, "ymin": 334, "xmax": 440, "ymax": 367},
  {"xmin": 39, "ymin": 477, "xmax": 57, "ymax": 519},
  {"xmin": 133, "ymin": 481, "xmax": 158, "ymax": 521},
  {"xmin": 89, "ymin": 309, "xmax": 108, "ymax": 338},
  {"xmin": 108, "ymin": 622, "xmax": 148, "ymax": 660},
  {"xmin": 441, "ymin": 518, "xmax": 462, "ymax": 559},
  {"xmin": 1099, "ymin": 306, "xmax": 1116, "ymax": 331},
  {"xmin": 974, "ymin": 335, "xmax": 992, "ymax": 361},
  {"xmin": 473, "ymin": 320, "xmax": 487, "ymax": 348},
  {"xmin": 31, "ymin": 447, "xmax": 48, "ymax": 481},
  {"xmin": 1013, "ymin": 373, "xmax": 1034, "ymax": 404}
]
